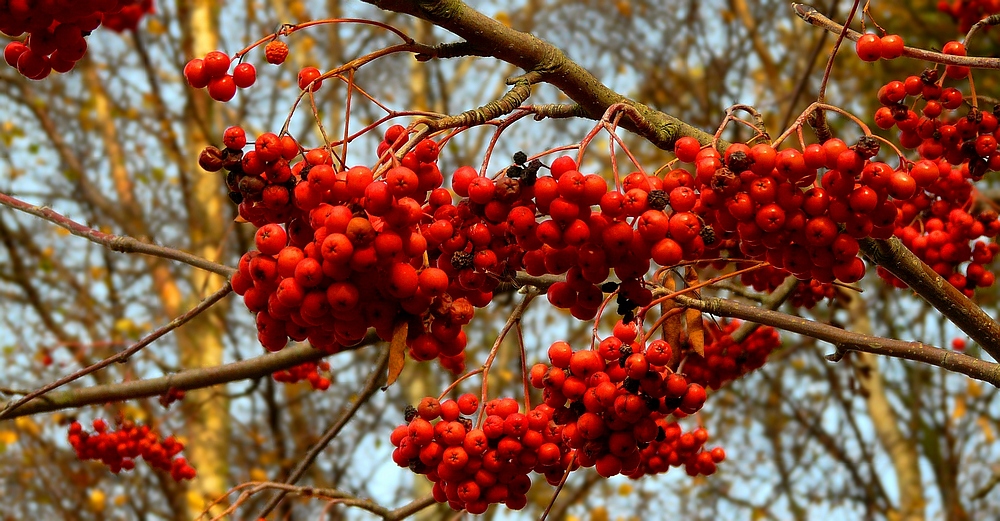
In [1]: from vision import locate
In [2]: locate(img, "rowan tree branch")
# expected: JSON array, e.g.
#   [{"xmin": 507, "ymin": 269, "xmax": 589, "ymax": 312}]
[
  {"xmin": 675, "ymin": 294, "xmax": 1000, "ymax": 387},
  {"xmin": 362, "ymin": 0, "xmax": 718, "ymax": 149},
  {"xmin": 793, "ymin": 3, "xmax": 1000, "ymax": 69},
  {"xmin": 0, "ymin": 282, "xmax": 234, "ymax": 420},
  {"xmin": 0, "ymin": 335, "xmax": 378, "ymax": 420},
  {"xmin": 0, "ymin": 191, "xmax": 236, "ymax": 278},
  {"xmin": 860, "ymin": 237, "xmax": 1000, "ymax": 361}
]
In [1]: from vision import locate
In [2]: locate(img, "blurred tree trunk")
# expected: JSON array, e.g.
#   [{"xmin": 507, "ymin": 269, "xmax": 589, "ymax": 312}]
[{"xmin": 177, "ymin": 0, "xmax": 231, "ymax": 516}]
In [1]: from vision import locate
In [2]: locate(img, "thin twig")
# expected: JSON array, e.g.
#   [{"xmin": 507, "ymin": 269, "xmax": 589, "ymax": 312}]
[
  {"xmin": 0, "ymin": 283, "xmax": 234, "ymax": 419},
  {"xmin": 255, "ymin": 344, "xmax": 392, "ymax": 518},
  {"xmin": 0, "ymin": 191, "xmax": 235, "ymax": 277}
]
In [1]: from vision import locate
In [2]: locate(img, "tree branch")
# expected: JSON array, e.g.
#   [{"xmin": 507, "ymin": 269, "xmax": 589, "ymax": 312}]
[
  {"xmin": 0, "ymin": 282, "xmax": 234, "ymax": 419},
  {"xmin": 793, "ymin": 3, "xmax": 1000, "ymax": 69},
  {"xmin": 860, "ymin": 237, "xmax": 1000, "ymax": 361},
  {"xmin": 675, "ymin": 294, "xmax": 1000, "ymax": 387},
  {"xmin": 0, "ymin": 190, "xmax": 236, "ymax": 278},
  {"xmin": 0, "ymin": 335, "xmax": 378, "ymax": 420},
  {"xmin": 363, "ymin": 0, "xmax": 717, "ymax": 149}
]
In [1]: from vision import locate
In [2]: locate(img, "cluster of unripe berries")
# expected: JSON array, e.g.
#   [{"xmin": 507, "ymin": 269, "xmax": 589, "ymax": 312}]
[
  {"xmin": 67, "ymin": 419, "xmax": 195, "ymax": 480},
  {"xmin": 2, "ymin": 0, "xmax": 152, "ymax": 79},
  {"xmin": 390, "ymin": 395, "xmax": 571, "ymax": 513},
  {"xmin": 272, "ymin": 360, "xmax": 331, "ymax": 390}
]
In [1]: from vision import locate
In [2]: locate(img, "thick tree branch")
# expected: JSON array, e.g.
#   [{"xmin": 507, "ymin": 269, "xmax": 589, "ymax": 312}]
[
  {"xmin": 363, "ymin": 0, "xmax": 717, "ymax": 149},
  {"xmin": 860, "ymin": 237, "xmax": 1000, "ymax": 361},
  {"xmin": 676, "ymin": 294, "xmax": 1000, "ymax": 387},
  {"xmin": 0, "ymin": 336, "xmax": 377, "ymax": 420}
]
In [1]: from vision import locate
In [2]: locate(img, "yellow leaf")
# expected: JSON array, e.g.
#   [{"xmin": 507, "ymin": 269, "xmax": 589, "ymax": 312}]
[
  {"xmin": 385, "ymin": 321, "xmax": 408, "ymax": 388},
  {"xmin": 615, "ymin": 0, "xmax": 632, "ymax": 16},
  {"xmin": 590, "ymin": 506, "xmax": 609, "ymax": 521},
  {"xmin": 250, "ymin": 468, "xmax": 268, "ymax": 481},
  {"xmin": 89, "ymin": 489, "xmax": 106, "ymax": 512},
  {"xmin": 113, "ymin": 494, "xmax": 127, "ymax": 507},
  {"xmin": 15, "ymin": 417, "xmax": 40, "ymax": 437},
  {"xmin": 617, "ymin": 483, "xmax": 633, "ymax": 496},
  {"xmin": 968, "ymin": 380, "xmax": 982, "ymax": 399},
  {"xmin": 979, "ymin": 416, "xmax": 995, "ymax": 443},
  {"xmin": 495, "ymin": 12, "xmax": 511, "ymax": 27},
  {"xmin": 0, "ymin": 430, "xmax": 17, "ymax": 445},
  {"xmin": 952, "ymin": 397, "xmax": 966, "ymax": 421}
]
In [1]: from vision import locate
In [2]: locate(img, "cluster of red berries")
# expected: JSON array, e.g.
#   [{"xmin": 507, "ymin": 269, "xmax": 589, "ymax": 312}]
[
  {"xmin": 1, "ymin": 0, "xmax": 152, "ymax": 79},
  {"xmin": 67, "ymin": 419, "xmax": 195, "ymax": 480},
  {"xmin": 674, "ymin": 136, "xmax": 883, "ymax": 285},
  {"xmin": 209, "ymin": 125, "xmax": 473, "ymax": 373},
  {"xmin": 739, "ymin": 265, "xmax": 837, "ymax": 308},
  {"xmin": 390, "ymin": 395, "xmax": 571, "ymax": 513},
  {"xmin": 938, "ymin": 0, "xmax": 1000, "ymax": 32},
  {"xmin": 272, "ymin": 360, "xmax": 331, "ymax": 390},
  {"xmin": 99, "ymin": 0, "xmax": 153, "ymax": 33},
  {"xmin": 627, "ymin": 419, "xmax": 725, "ymax": 478},
  {"xmin": 871, "ymin": 69, "xmax": 1000, "ymax": 295},
  {"xmin": 676, "ymin": 320, "xmax": 781, "ymax": 390},
  {"xmin": 183, "ymin": 50, "xmax": 256, "ymax": 102},
  {"xmin": 528, "ymin": 321, "xmax": 710, "ymax": 478},
  {"xmin": 855, "ymin": 33, "xmax": 905, "ymax": 62}
]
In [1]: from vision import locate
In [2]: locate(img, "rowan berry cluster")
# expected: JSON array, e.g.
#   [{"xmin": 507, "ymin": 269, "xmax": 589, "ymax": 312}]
[
  {"xmin": 390, "ymin": 395, "xmax": 571, "ymax": 514},
  {"xmin": 938, "ymin": 0, "xmax": 1000, "ymax": 32},
  {"xmin": 1, "ymin": 0, "xmax": 151, "ymax": 79},
  {"xmin": 528, "ymin": 321, "xmax": 710, "ymax": 478},
  {"xmin": 871, "ymin": 68, "xmax": 1000, "ymax": 295},
  {"xmin": 855, "ymin": 33, "xmax": 905, "ymax": 62},
  {"xmin": 183, "ymin": 50, "xmax": 256, "ymax": 102},
  {"xmin": 68, "ymin": 419, "xmax": 195, "ymax": 480},
  {"xmin": 627, "ymin": 419, "xmax": 725, "ymax": 478},
  {"xmin": 677, "ymin": 320, "xmax": 781, "ymax": 391},
  {"xmin": 208, "ymin": 125, "xmax": 471, "ymax": 373},
  {"xmin": 272, "ymin": 360, "xmax": 331, "ymax": 390},
  {"xmin": 673, "ymin": 136, "xmax": 878, "ymax": 285}
]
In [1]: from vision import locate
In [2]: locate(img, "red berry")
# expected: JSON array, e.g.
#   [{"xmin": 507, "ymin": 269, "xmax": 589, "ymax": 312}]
[
  {"xmin": 233, "ymin": 62, "xmax": 256, "ymax": 88},
  {"xmin": 202, "ymin": 51, "xmax": 231, "ymax": 80},
  {"xmin": 855, "ymin": 34, "xmax": 882, "ymax": 62},
  {"xmin": 208, "ymin": 75, "xmax": 237, "ymax": 102},
  {"xmin": 297, "ymin": 66, "xmax": 322, "ymax": 91},
  {"xmin": 880, "ymin": 34, "xmax": 904, "ymax": 59}
]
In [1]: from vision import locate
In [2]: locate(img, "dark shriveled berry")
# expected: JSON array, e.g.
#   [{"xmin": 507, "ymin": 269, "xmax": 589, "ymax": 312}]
[
  {"xmin": 853, "ymin": 136, "xmax": 881, "ymax": 158},
  {"xmin": 647, "ymin": 189, "xmax": 668, "ymax": 210},
  {"xmin": 513, "ymin": 151, "xmax": 528, "ymax": 165},
  {"xmin": 451, "ymin": 251, "xmax": 474, "ymax": 270},
  {"xmin": 699, "ymin": 225, "xmax": 717, "ymax": 245},
  {"xmin": 726, "ymin": 150, "xmax": 752, "ymax": 172},
  {"xmin": 403, "ymin": 405, "xmax": 418, "ymax": 422},
  {"xmin": 199, "ymin": 146, "xmax": 225, "ymax": 172}
]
